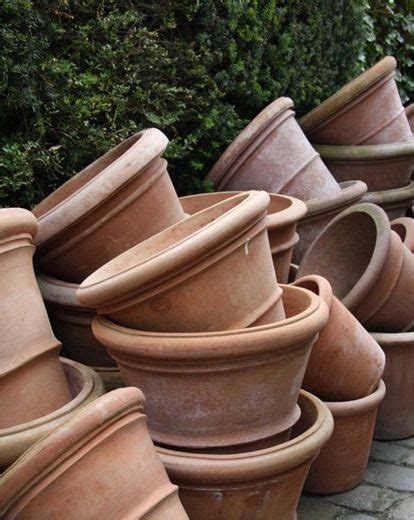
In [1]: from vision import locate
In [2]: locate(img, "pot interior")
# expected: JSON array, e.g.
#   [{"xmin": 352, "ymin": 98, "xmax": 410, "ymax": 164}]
[
  {"xmin": 63, "ymin": 363, "xmax": 85, "ymax": 399},
  {"xmin": 281, "ymin": 285, "xmax": 313, "ymax": 320},
  {"xmin": 391, "ymin": 221, "xmax": 407, "ymax": 243}
]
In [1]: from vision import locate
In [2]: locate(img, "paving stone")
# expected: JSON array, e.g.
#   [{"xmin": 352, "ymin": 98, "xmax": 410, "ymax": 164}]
[
  {"xmin": 365, "ymin": 461, "xmax": 414, "ymax": 492},
  {"xmin": 297, "ymin": 494, "xmax": 346, "ymax": 520},
  {"xmin": 394, "ymin": 437, "xmax": 414, "ymax": 448},
  {"xmin": 326, "ymin": 483, "xmax": 402, "ymax": 513},
  {"xmin": 388, "ymin": 496, "xmax": 414, "ymax": 519},
  {"xmin": 370, "ymin": 441, "xmax": 413, "ymax": 465}
]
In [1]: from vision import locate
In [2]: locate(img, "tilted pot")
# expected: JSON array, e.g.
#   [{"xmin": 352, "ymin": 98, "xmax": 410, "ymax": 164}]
[
  {"xmin": 180, "ymin": 191, "xmax": 307, "ymax": 283},
  {"xmin": 156, "ymin": 390, "xmax": 333, "ymax": 520},
  {"xmin": 300, "ymin": 56, "xmax": 411, "ymax": 145},
  {"xmin": 361, "ymin": 180, "xmax": 414, "ymax": 220},
  {"xmin": 92, "ymin": 285, "xmax": 329, "ymax": 449},
  {"xmin": 298, "ymin": 203, "xmax": 414, "ymax": 332},
  {"xmin": 0, "ymin": 208, "xmax": 71, "ymax": 429},
  {"xmin": 292, "ymin": 275, "xmax": 385, "ymax": 401},
  {"xmin": 305, "ymin": 380, "xmax": 386, "ymax": 495},
  {"xmin": 406, "ymin": 103, "xmax": 414, "ymax": 132},
  {"xmin": 78, "ymin": 192, "xmax": 286, "ymax": 332},
  {"xmin": 372, "ymin": 332, "xmax": 414, "ymax": 440},
  {"xmin": 205, "ymin": 97, "xmax": 341, "ymax": 201},
  {"xmin": 33, "ymin": 129, "xmax": 186, "ymax": 283},
  {"xmin": 0, "ymin": 388, "xmax": 188, "ymax": 519},
  {"xmin": 0, "ymin": 358, "xmax": 104, "ymax": 470},
  {"xmin": 391, "ymin": 216, "xmax": 414, "ymax": 252}
]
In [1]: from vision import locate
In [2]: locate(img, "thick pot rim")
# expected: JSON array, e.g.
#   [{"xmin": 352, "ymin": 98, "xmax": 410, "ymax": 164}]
[
  {"xmin": 362, "ymin": 180, "xmax": 414, "ymax": 206},
  {"xmin": 315, "ymin": 138, "xmax": 414, "ymax": 162},
  {"xmin": 325, "ymin": 379, "xmax": 386, "ymax": 417},
  {"xmin": 371, "ymin": 330, "xmax": 414, "ymax": 346},
  {"xmin": 305, "ymin": 180, "xmax": 367, "ymax": 218},
  {"xmin": 0, "ymin": 208, "xmax": 38, "ymax": 242},
  {"xmin": 291, "ymin": 274, "xmax": 334, "ymax": 311}
]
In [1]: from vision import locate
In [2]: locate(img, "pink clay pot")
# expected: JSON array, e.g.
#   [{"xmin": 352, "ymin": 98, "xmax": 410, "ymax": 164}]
[
  {"xmin": 361, "ymin": 180, "xmax": 414, "ymax": 220},
  {"xmin": 406, "ymin": 103, "xmax": 414, "ymax": 132},
  {"xmin": 33, "ymin": 129, "xmax": 186, "ymax": 283},
  {"xmin": 78, "ymin": 192, "xmax": 285, "ymax": 332},
  {"xmin": 300, "ymin": 56, "xmax": 412, "ymax": 145},
  {"xmin": 205, "ymin": 97, "xmax": 341, "ymax": 201},
  {"xmin": 391, "ymin": 217, "xmax": 414, "ymax": 252}
]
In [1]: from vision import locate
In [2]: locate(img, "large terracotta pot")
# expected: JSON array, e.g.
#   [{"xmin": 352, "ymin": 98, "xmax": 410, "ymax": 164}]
[
  {"xmin": 92, "ymin": 285, "xmax": 329, "ymax": 449},
  {"xmin": 205, "ymin": 97, "xmax": 341, "ymax": 201},
  {"xmin": 315, "ymin": 140, "xmax": 414, "ymax": 191},
  {"xmin": 361, "ymin": 180, "xmax": 414, "ymax": 220},
  {"xmin": 298, "ymin": 203, "xmax": 414, "ymax": 332},
  {"xmin": 78, "ymin": 192, "xmax": 286, "ymax": 332},
  {"xmin": 391, "ymin": 216, "xmax": 414, "ymax": 252},
  {"xmin": 372, "ymin": 332, "xmax": 414, "ymax": 439},
  {"xmin": 0, "ymin": 208, "xmax": 71, "ymax": 429},
  {"xmin": 293, "ymin": 180, "xmax": 367, "ymax": 263},
  {"xmin": 300, "ymin": 56, "xmax": 411, "ymax": 145},
  {"xmin": 304, "ymin": 380, "xmax": 386, "ymax": 495},
  {"xmin": 180, "ymin": 191, "xmax": 307, "ymax": 283},
  {"xmin": 0, "ymin": 358, "xmax": 104, "ymax": 470},
  {"xmin": 33, "ymin": 129, "xmax": 186, "ymax": 283},
  {"xmin": 406, "ymin": 103, "xmax": 414, "ymax": 131},
  {"xmin": 156, "ymin": 390, "xmax": 333, "ymax": 520},
  {"xmin": 0, "ymin": 388, "xmax": 188, "ymax": 519},
  {"xmin": 292, "ymin": 275, "xmax": 385, "ymax": 400}
]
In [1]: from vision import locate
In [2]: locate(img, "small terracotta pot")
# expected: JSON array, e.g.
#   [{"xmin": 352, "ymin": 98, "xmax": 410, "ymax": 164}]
[
  {"xmin": 361, "ymin": 180, "xmax": 414, "ymax": 220},
  {"xmin": 0, "ymin": 388, "xmax": 188, "ymax": 519},
  {"xmin": 298, "ymin": 203, "xmax": 414, "ymax": 332},
  {"xmin": 305, "ymin": 380, "xmax": 386, "ymax": 495},
  {"xmin": 92, "ymin": 285, "xmax": 328, "ymax": 449},
  {"xmin": 205, "ymin": 97, "xmax": 341, "ymax": 201},
  {"xmin": 292, "ymin": 275, "xmax": 385, "ymax": 401},
  {"xmin": 315, "ymin": 140, "xmax": 414, "ymax": 191},
  {"xmin": 156, "ymin": 390, "xmax": 333, "ymax": 520},
  {"xmin": 0, "ymin": 358, "xmax": 105, "ymax": 470},
  {"xmin": 180, "ymin": 191, "xmax": 307, "ymax": 283},
  {"xmin": 391, "ymin": 217, "xmax": 414, "ymax": 252},
  {"xmin": 33, "ymin": 129, "xmax": 186, "ymax": 283},
  {"xmin": 372, "ymin": 332, "xmax": 414, "ymax": 439},
  {"xmin": 406, "ymin": 103, "xmax": 414, "ymax": 132},
  {"xmin": 78, "ymin": 192, "xmax": 286, "ymax": 332},
  {"xmin": 300, "ymin": 56, "xmax": 412, "ymax": 145}
]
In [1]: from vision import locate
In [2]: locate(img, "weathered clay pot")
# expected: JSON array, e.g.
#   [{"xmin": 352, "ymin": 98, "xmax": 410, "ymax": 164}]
[
  {"xmin": 305, "ymin": 380, "xmax": 386, "ymax": 495},
  {"xmin": 0, "ymin": 388, "xmax": 188, "ymax": 519},
  {"xmin": 0, "ymin": 208, "xmax": 71, "ymax": 429},
  {"xmin": 78, "ymin": 192, "xmax": 286, "ymax": 332},
  {"xmin": 156, "ymin": 389, "xmax": 333, "ymax": 520},
  {"xmin": 361, "ymin": 180, "xmax": 414, "ymax": 220},
  {"xmin": 315, "ymin": 140, "xmax": 414, "ymax": 191},
  {"xmin": 372, "ymin": 332, "xmax": 414, "ymax": 439},
  {"xmin": 33, "ymin": 129, "xmax": 186, "ymax": 283},
  {"xmin": 292, "ymin": 275, "xmax": 385, "ymax": 401},
  {"xmin": 300, "ymin": 56, "xmax": 412, "ymax": 145},
  {"xmin": 205, "ymin": 97, "xmax": 341, "ymax": 201},
  {"xmin": 0, "ymin": 358, "xmax": 104, "ymax": 470},
  {"xmin": 293, "ymin": 180, "xmax": 367, "ymax": 263},
  {"xmin": 92, "ymin": 284, "xmax": 328, "ymax": 449},
  {"xmin": 391, "ymin": 216, "xmax": 414, "ymax": 252},
  {"xmin": 406, "ymin": 103, "xmax": 414, "ymax": 132},
  {"xmin": 298, "ymin": 203, "xmax": 414, "ymax": 332},
  {"xmin": 180, "ymin": 191, "xmax": 307, "ymax": 283}
]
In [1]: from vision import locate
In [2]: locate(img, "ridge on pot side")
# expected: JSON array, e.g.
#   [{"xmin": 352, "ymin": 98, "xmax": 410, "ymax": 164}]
[{"xmin": 361, "ymin": 180, "xmax": 414, "ymax": 220}]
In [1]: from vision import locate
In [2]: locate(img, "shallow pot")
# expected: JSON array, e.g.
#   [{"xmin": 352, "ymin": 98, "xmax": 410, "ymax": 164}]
[
  {"xmin": 391, "ymin": 216, "xmax": 414, "ymax": 252},
  {"xmin": 361, "ymin": 181, "xmax": 414, "ymax": 220},
  {"xmin": 300, "ymin": 56, "xmax": 411, "ymax": 145},
  {"xmin": 205, "ymin": 97, "xmax": 341, "ymax": 201},
  {"xmin": 33, "ymin": 129, "xmax": 186, "ymax": 283},
  {"xmin": 406, "ymin": 103, "xmax": 414, "ymax": 132},
  {"xmin": 0, "ymin": 388, "xmax": 188, "ymax": 519},
  {"xmin": 78, "ymin": 191, "xmax": 285, "ymax": 332},
  {"xmin": 92, "ymin": 284, "xmax": 329, "ymax": 449}
]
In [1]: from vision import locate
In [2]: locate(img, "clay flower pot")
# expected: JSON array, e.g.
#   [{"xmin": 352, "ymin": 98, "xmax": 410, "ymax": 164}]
[
  {"xmin": 300, "ymin": 56, "xmax": 411, "ymax": 145},
  {"xmin": 298, "ymin": 203, "xmax": 414, "ymax": 332},
  {"xmin": 305, "ymin": 380, "xmax": 386, "ymax": 495},
  {"xmin": 391, "ymin": 217, "xmax": 414, "ymax": 252},
  {"xmin": 0, "ymin": 208, "xmax": 71, "ymax": 429},
  {"xmin": 180, "ymin": 191, "xmax": 307, "ymax": 283},
  {"xmin": 205, "ymin": 97, "xmax": 341, "ymax": 201},
  {"xmin": 406, "ymin": 103, "xmax": 414, "ymax": 131},
  {"xmin": 372, "ymin": 332, "xmax": 414, "ymax": 440},
  {"xmin": 156, "ymin": 389, "xmax": 333, "ymax": 520},
  {"xmin": 0, "ymin": 358, "xmax": 104, "ymax": 470},
  {"xmin": 33, "ymin": 129, "xmax": 186, "ymax": 283},
  {"xmin": 292, "ymin": 275, "xmax": 385, "ymax": 401},
  {"xmin": 361, "ymin": 180, "xmax": 414, "ymax": 220},
  {"xmin": 92, "ymin": 284, "xmax": 328, "ymax": 449},
  {"xmin": 0, "ymin": 388, "xmax": 188, "ymax": 519},
  {"xmin": 78, "ymin": 191, "xmax": 286, "ymax": 332}
]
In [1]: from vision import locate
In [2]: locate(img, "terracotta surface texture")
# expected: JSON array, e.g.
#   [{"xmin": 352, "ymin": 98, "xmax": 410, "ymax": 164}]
[
  {"xmin": 361, "ymin": 180, "xmax": 414, "ymax": 220},
  {"xmin": 406, "ymin": 103, "xmax": 414, "ymax": 132},
  {"xmin": 391, "ymin": 216, "xmax": 414, "ymax": 253}
]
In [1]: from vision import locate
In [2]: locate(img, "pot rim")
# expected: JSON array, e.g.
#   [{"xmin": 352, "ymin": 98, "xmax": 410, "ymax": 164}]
[
  {"xmin": 362, "ymin": 180, "xmax": 414, "ymax": 205},
  {"xmin": 315, "ymin": 138, "xmax": 414, "ymax": 162},
  {"xmin": 305, "ymin": 180, "xmax": 367, "ymax": 218},
  {"xmin": 371, "ymin": 330, "xmax": 414, "ymax": 345},
  {"xmin": 325, "ymin": 379, "xmax": 386, "ymax": 416},
  {"xmin": 0, "ymin": 208, "xmax": 38, "ymax": 242},
  {"xmin": 37, "ymin": 273, "xmax": 94, "ymax": 312},
  {"xmin": 291, "ymin": 274, "xmax": 333, "ymax": 311}
]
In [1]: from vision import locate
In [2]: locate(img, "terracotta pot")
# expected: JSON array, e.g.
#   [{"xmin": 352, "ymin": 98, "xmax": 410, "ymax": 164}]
[
  {"xmin": 205, "ymin": 97, "xmax": 341, "ymax": 201},
  {"xmin": 156, "ymin": 389, "xmax": 333, "ymax": 520},
  {"xmin": 292, "ymin": 275, "xmax": 385, "ymax": 400},
  {"xmin": 78, "ymin": 191, "xmax": 285, "ymax": 332},
  {"xmin": 298, "ymin": 202, "xmax": 414, "ymax": 332},
  {"xmin": 180, "ymin": 191, "xmax": 307, "ymax": 283},
  {"xmin": 0, "ymin": 388, "xmax": 188, "ymax": 519},
  {"xmin": 361, "ymin": 180, "xmax": 414, "ymax": 220},
  {"xmin": 391, "ymin": 216, "xmax": 414, "ymax": 252},
  {"xmin": 92, "ymin": 284, "xmax": 328, "ymax": 449},
  {"xmin": 300, "ymin": 56, "xmax": 411, "ymax": 145},
  {"xmin": 406, "ymin": 103, "xmax": 414, "ymax": 132},
  {"xmin": 304, "ymin": 380, "xmax": 386, "ymax": 495},
  {"xmin": 0, "ymin": 358, "xmax": 104, "ymax": 470},
  {"xmin": 293, "ymin": 180, "xmax": 367, "ymax": 263},
  {"xmin": 315, "ymin": 140, "xmax": 414, "ymax": 191},
  {"xmin": 0, "ymin": 208, "xmax": 71, "ymax": 429},
  {"xmin": 33, "ymin": 129, "xmax": 186, "ymax": 283},
  {"xmin": 372, "ymin": 332, "xmax": 414, "ymax": 439}
]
